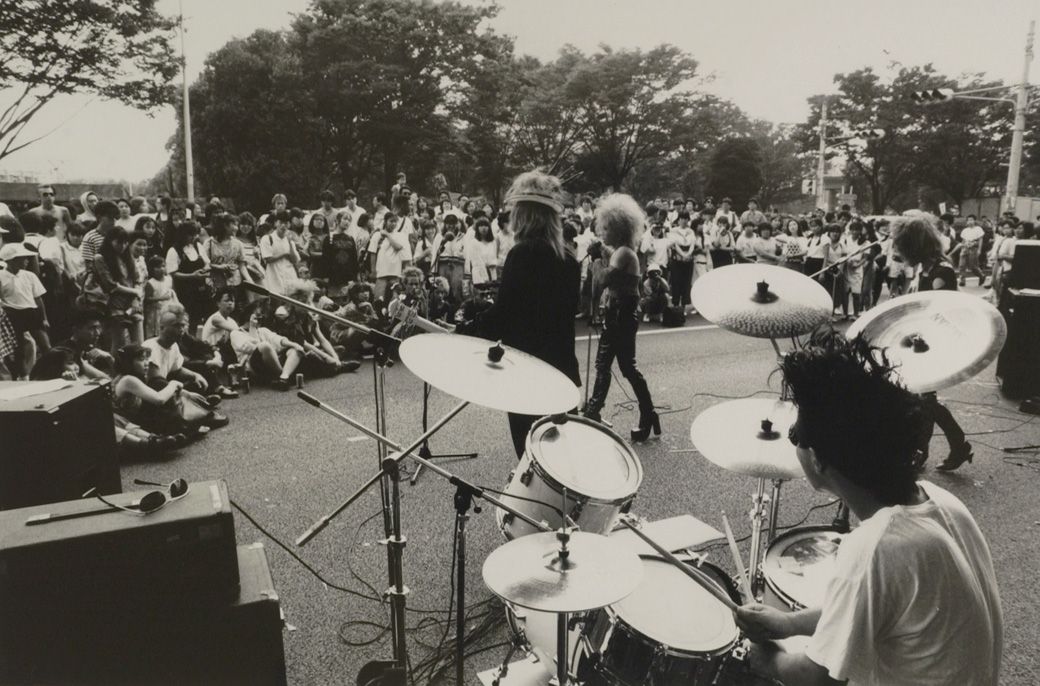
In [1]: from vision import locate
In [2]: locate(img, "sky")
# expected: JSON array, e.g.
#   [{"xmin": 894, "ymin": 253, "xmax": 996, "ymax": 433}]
[{"xmin": 0, "ymin": 0, "xmax": 1035, "ymax": 184}]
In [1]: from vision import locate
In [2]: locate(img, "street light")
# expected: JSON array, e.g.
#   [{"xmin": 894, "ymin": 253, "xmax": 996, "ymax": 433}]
[
  {"xmin": 813, "ymin": 98, "xmax": 886, "ymax": 211},
  {"xmin": 910, "ymin": 88, "xmax": 955, "ymax": 103}
]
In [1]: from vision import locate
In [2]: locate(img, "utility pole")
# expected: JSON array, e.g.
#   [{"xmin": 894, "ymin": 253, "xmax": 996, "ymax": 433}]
[
  {"xmin": 1005, "ymin": 20, "xmax": 1034, "ymax": 214},
  {"xmin": 179, "ymin": 0, "xmax": 195, "ymax": 206},
  {"xmin": 816, "ymin": 98, "xmax": 829, "ymax": 211}
]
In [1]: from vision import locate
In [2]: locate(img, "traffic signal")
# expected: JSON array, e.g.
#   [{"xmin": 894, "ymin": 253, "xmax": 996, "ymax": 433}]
[
  {"xmin": 852, "ymin": 128, "xmax": 885, "ymax": 139},
  {"xmin": 911, "ymin": 88, "xmax": 955, "ymax": 103},
  {"xmin": 802, "ymin": 179, "xmax": 815, "ymax": 195}
]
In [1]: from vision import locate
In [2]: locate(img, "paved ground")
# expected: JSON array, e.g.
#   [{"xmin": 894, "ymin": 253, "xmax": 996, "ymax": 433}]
[{"xmin": 124, "ymin": 293, "xmax": 1040, "ymax": 685}]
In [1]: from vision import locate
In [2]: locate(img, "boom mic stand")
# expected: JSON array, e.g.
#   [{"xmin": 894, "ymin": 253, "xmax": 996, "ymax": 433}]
[
  {"xmin": 410, "ymin": 381, "xmax": 478, "ymax": 485},
  {"xmin": 240, "ymin": 282, "xmax": 410, "ymax": 683}
]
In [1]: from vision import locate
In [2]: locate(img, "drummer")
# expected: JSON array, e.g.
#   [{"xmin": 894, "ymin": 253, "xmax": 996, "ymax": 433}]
[{"xmin": 736, "ymin": 331, "xmax": 1003, "ymax": 686}]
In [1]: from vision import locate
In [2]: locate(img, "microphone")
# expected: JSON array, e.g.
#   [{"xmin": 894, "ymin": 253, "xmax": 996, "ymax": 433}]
[
  {"xmin": 241, "ymin": 281, "xmax": 271, "ymax": 297},
  {"xmin": 297, "ymin": 391, "xmax": 320, "ymax": 407}
]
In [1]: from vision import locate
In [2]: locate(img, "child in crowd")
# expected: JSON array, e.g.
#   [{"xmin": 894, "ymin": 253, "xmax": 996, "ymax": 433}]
[
  {"xmin": 640, "ymin": 265, "xmax": 670, "ymax": 323},
  {"xmin": 0, "ymin": 242, "xmax": 50, "ymax": 378},
  {"xmin": 143, "ymin": 256, "xmax": 179, "ymax": 339}
]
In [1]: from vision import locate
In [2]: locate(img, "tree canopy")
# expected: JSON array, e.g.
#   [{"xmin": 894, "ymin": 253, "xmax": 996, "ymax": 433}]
[{"xmin": 0, "ymin": 0, "xmax": 178, "ymax": 162}]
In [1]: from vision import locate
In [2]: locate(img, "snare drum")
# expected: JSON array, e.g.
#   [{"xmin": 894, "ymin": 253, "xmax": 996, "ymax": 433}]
[
  {"xmin": 496, "ymin": 415, "xmax": 643, "ymax": 539},
  {"xmin": 581, "ymin": 557, "xmax": 740, "ymax": 686},
  {"xmin": 762, "ymin": 526, "xmax": 844, "ymax": 611}
]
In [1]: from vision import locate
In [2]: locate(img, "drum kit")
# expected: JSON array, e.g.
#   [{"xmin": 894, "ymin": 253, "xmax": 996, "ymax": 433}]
[{"xmin": 274, "ymin": 263, "xmax": 1006, "ymax": 686}]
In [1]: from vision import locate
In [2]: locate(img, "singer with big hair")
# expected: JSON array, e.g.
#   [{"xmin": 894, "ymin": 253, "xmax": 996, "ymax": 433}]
[
  {"xmin": 467, "ymin": 170, "xmax": 581, "ymax": 457},
  {"xmin": 582, "ymin": 193, "xmax": 660, "ymax": 441}
]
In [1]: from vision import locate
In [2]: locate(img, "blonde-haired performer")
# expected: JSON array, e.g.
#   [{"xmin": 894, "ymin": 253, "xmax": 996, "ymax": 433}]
[
  {"xmin": 582, "ymin": 193, "xmax": 660, "ymax": 442},
  {"xmin": 467, "ymin": 170, "xmax": 581, "ymax": 457}
]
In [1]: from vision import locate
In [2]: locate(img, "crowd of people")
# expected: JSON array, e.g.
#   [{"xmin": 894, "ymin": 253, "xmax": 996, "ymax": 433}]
[{"xmin": 0, "ymin": 177, "xmax": 1034, "ymax": 461}]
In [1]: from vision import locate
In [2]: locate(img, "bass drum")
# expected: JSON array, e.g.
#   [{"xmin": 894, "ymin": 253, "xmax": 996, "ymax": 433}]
[
  {"xmin": 580, "ymin": 557, "xmax": 742, "ymax": 686},
  {"xmin": 496, "ymin": 415, "xmax": 642, "ymax": 539},
  {"xmin": 762, "ymin": 526, "xmax": 844, "ymax": 611}
]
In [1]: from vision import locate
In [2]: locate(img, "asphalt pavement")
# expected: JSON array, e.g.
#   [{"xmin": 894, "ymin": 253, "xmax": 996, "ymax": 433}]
[{"xmin": 123, "ymin": 298, "xmax": 1040, "ymax": 685}]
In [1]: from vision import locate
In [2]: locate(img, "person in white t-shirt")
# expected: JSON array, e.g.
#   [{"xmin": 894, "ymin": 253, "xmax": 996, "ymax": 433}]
[
  {"xmin": 957, "ymin": 217, "xmax": 986, "ymax": 286},
  {"xmin": 368, "ymin": 211, "xmax": 413, "ymax": 300},
  {"xmin": 736, "ymin": 332, "xmax": 1002, "ymax": 686}
]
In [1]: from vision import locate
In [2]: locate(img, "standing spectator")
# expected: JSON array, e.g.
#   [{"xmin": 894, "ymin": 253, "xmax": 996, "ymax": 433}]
[
  {"xmin": 236, "ymin": 212, "xmax": 265, "ymax": 286},
  {"xmin": 667, "ymin": 211, "xmax": 696, "ymax": 309},
  {"xmin": 776, "ymin": 218, "xmax": 808, "ymax": 271},
  {"xmin": 412, "ymin": 219, "xmax": 441, "ymax": 277},
  {"xmin": 25, "ymin": 184, "xmax": 72, "ymax": 241},
  {"xmin": 740, "ymin": 198, "xmax": 767, "ymax": 227},
  {"xmin": 437, "ymin": 214, "xmax": 467, "ymax": 303},
  {"xmin": 821, "ymin": 224, "xmax": 848, "ymax": 320},
  {"xmin": 166, "ymin": 221, "xmax": 213, "ymax": 328},
  {"xmin": 134, "ymin": 215, "xmax": 164, "ymax": 261},
  {"xmin": 495, "ymin": 210, "xmax": 515, "ymax": 265},
  {"xmin": 315, "ymin": 190, "xmax": 339, "ymax": 229},
  {"xmin": 0, "ymin": 243, "xmax": 49, "ymax": 378},
  {"xmin": 90, "ymin": 226, "xmax": 143, "ymax": 352},
  {"xmin": 304, "ymin": 213, "xmax": 329, "ymax": 277},
  {"xmin": 77, "ymin": 190, "xmax": 99, "ymax": 224},
  {"xmin": 708, "ymin": 215, "xmax": 735, "ymax": 267},
  {"xmin": 842, "ymin": 221, "xmax": 868, "ymax": 319},
  {"xmin": 803, "ymin": 219, "xmax": 827, "ymax": 277},
  {"xmin": 368, "ymin": 210, "xmax": 413, "ymax": 300},
  {"xmin": 341, "ymin": 189, "xmax": 365, "ymax": 228},
  {"xmin": 38, "ymin": 220, "xmax": 86, "ymax": 340},
  {"xmin": 81, "ymin": 200, "xmax": 121, "ymax": 276},
  {"xmin": 639, "ymin": 220, "xmax": 673, "ymax": 273},
  {"xmin": 752, "ymin": 222, "xmax": 781, "ymax": 265},
  {"xmin": 465, "ymin": 217, "xmax": 498, "ymax": 285},
  {"xmin": 957, "ymin": 216, "xmax": 986, "ymax": 287},
  {"xmin": 143, "ymin": 255, "xmax": 179, "ymax": 339},
  {"xmin": 370, "ymin": 192, "xmax": 390, "ymax": 228},
  {"xmin": 259, "ymin": 210, "xmax": 300, "ymax": 296},
  {"xmin": 205, "ymin": 213, "xmax": 248, "ymax": 296},
  {"xmin": 735, "ymin": 220, "xmax": 758, "ymax": 263},
  {"xmin": 115, "ymin": 198, "xmax": 135, "ymax": 231},
  {"xmin": 714, "ymin": 197, "xmax": 738, "ymax": 231}
]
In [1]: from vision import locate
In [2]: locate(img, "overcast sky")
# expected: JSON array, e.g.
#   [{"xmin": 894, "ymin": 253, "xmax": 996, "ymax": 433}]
[{"xmin": 0, "ymin": 0, "xmax": 1035, "ymax": 183}]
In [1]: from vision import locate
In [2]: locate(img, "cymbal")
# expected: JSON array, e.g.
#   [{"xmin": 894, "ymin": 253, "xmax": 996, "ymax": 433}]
[
  {"xmin": 399, "ymin": 334, "xmax": 580, "ymax": 414},
  {"xmin": 689, "ymin": 398, "xmax": 804, "ymax": 481},
  {"xmin": 690, "ymin": 264, "xmax": 832, "ymax": 339},
  {"xmin": 482, "ymin": 531, "xmax": 643, "ymax": 613},
  {"xmin": 845, "ymin": 291, "xmax": 1007, "ymax": 393}
]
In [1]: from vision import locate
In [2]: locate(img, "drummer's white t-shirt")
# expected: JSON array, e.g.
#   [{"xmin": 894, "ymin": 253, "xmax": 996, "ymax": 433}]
[{"xmin": 806, "ymin": 481, "xmax": 1002, "ymax": 686}]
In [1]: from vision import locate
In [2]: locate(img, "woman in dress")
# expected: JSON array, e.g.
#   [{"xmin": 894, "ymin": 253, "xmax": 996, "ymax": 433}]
[
  {"xmin": 582, "ymin": 193, "xmax": 660, "ymax": 442},
  {"xmin": 258, "ymin": 210, "xmax": 300, "ymax": 296},
  {"xmin": 166, "ymin": 221, "xmax": 212, "ymax": 328}
]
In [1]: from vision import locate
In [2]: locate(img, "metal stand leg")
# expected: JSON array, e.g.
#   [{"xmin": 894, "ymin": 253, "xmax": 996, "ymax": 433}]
[
  {"xmin": 556, "ymin": 612, "xmax": 569, "ymax": 686},
  {"xmin": 410, "ymin": 383, "xmax": 478, "ymax": 485},
  {"xmin": 747, "ymin": 477, "xmax": 768, "ymax": 597},
  {"xmin": 383, "ymin": 457, "xmax": 409, "ymax": 674},
  {"xmin": 454, "ymin": 482, "xmax": 479, "ymax": 686},
  {"xmin": 767, "ymin": 478, "xmax": 783, "ymax": 544}
]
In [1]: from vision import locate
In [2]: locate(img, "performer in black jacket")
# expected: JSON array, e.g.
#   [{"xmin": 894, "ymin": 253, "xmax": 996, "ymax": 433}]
[{"xmin": 470, "ymin": 170, "xmax": 581, "ymax": 457}]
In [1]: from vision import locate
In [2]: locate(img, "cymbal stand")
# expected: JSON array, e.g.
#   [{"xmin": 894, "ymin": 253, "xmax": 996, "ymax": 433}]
[
  {"xmin": 295, "ymin": 392, "xmax": 554, "ymax": 686},
  {"xmin": 409, "ymin": 381, "xmax": 478, "ymax": 485}
]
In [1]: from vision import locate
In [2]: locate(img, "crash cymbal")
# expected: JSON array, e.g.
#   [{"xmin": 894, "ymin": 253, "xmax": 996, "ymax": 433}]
[
  {"xmin": 690, "ymin": 398, "xmax": 804, "ymax": 481},
  {"xmin": 690, "ymin": 264, "xmax": 832, "ymax": 339},
  {"xmin": 482, "ymin": 531, "xmax": 643, "ymax": 613},
  {"xmin": 399, "ymin": 334, "xmax": 580, "ymax": 414},
  {"xmin": 846, "ymin": 291, "xmax": 1007, "ymax": 393}
]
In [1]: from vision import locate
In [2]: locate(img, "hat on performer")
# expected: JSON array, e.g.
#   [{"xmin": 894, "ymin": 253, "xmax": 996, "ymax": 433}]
[{"xmin": 506, "ymin": 170, "xmax": 564, "ymax": 214}]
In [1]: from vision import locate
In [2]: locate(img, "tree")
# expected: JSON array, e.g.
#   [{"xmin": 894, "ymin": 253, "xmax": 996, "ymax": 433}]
[
  {"xmin": 0, "ymin": 0, "xmax": 178, "ymax": 162},
  {"xmin": 754, "ymin": 123, "xmax": 811, "ymax": 208},
  {"xmin": 567, "ymin": 45, "xmax": 702, "ymax": 191},
  {"xmin": 705, "ymin": 138, "xmax": 763, "ymax": 209}
]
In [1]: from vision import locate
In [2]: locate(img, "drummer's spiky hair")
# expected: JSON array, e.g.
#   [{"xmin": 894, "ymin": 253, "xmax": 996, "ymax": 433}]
[{"xmin": 781, "ymin": 329, "xmax": 924, "ymax": 505}]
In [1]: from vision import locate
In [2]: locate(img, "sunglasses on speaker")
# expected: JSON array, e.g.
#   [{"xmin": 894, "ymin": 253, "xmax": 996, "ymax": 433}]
[{"xmin": 91, "ymin": 478, "xmax": 189, "ymax": 515}]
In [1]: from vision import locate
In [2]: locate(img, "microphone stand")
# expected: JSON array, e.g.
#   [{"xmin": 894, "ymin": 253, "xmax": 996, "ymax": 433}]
[
  {"xmin": 295, "ymin": 389, "xmax": 554, "ymax": 686},
  {"xmin": 240, "ymin": 282, "xmax": 410, "ymax": 682},
  {"xmin": 410, "ymin": 381, "xmax": 478, "ymax": 485}
]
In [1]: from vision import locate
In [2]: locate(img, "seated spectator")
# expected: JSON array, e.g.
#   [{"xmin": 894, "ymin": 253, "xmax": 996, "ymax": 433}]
[
  {"xmin": 386, "ymin": 266, "xmax": 429, "ymax": 339},
  {"xmin": 54, "ymin": 306, "xmax": 114, "ymax": 379},
  {"xmin": 230, "ymin": 300, "xmax": 306, "ymax": 389},
  {"xmin": 329, "ymin": 281, "xmax": 379, "ymax": 361},
  {"xmin": 0, "ymin": 242, "xmax": 50, "ymax": 379},
  {"xmin": 200, "ymin": 287, "xmax": 240, "ymax": 374},
  {"xmin": 113, "ymin": 344, "xmax": 215, "ymax": 438},
  {"xmin": 271, "ymin": 281, "xmax": 360, "ymax": 378},
  {"xmin": 640, "ymin": 265, "xmax": 670, "ymax": 323},
  {"xmin": 426, "ymin": 275, "xmax": 457, "ymax": 324},
  {"xmin": 143, "ymin": 303, "xmax": 229, "ymax": 428}
]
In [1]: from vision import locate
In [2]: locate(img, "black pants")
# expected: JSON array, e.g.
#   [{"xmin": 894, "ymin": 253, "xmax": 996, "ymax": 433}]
[
  {"xmin": 668, "ymin": 261, "xmax": 694, "ymax": 307},
  {"xmin": 918, "ymin": 392, "xmax": 966, "ymax": 457},
  {"xmin": 804, "ymin": 258, "xmax": 824, "ymax": 278},
  {"xmin": 585, "ymin": 297, "xmax": 653, "ymax": 419}
]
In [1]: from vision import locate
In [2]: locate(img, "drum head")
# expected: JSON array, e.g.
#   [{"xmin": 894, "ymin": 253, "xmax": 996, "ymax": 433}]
[
  {"xmin": 613, "ymin": 557, "xmax": 736, "ymax": 653},
  {"xmin": 763, "ymin": 527, "xmax": 843, "ymax": 609},
  {"xmin": 529, "ymin": 416, "xmax": 642, "ymax": 501}
]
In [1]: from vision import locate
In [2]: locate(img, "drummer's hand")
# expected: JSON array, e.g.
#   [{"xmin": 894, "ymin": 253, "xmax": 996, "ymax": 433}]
[{"xmin": 735, "ymin": 603, "xmax": 792, "ymax": 642}]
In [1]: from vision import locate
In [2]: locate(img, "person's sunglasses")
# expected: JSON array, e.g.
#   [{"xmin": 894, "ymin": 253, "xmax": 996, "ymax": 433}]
[{"xmin": 84, "ymin": 478, "xmax": 189, "ymax": 516}]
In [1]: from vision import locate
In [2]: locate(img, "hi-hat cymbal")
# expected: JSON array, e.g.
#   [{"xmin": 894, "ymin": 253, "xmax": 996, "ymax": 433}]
[
  {"xmin": 690, "ymin": 264, "xmax": 832, "ymax": 339},
  {"xmin": 845, "ymin": 291, "xmax": 1007, "ymax": 393},
  {"xmin": 399, "ymin": 334, "xmax": 579, "ymax": 414},
  {"xmin": 482, "ymin": 531, "xmax": 643, "ymax": 613},
  {"xmin": 690, "ymin": 398, "xmax": 804, "ymax": 481}
]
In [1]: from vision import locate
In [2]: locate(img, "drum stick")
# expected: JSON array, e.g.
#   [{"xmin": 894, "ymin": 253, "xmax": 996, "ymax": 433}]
[
  {"xmin": 722, "ymin": 512, "xmax": 754, "ymax": 601},
  {"xmin": 619, "ymin": 519, "xmax": 739, "ymax": 613}
]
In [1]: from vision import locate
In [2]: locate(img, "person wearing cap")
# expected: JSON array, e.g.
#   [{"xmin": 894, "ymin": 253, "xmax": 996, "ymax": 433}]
[
  {"xmin": 466, "ymin": 169, "xmax": 581, "ymax": 458},
  {"xmin": 0, "ymin": 242, "xmax": 50, "ymax": 379}
]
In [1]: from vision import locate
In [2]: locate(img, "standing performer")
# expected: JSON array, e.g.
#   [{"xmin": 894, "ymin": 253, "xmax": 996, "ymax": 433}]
[
  {"xmin": 736, "ymin": 331, "xmax": 1002, "ymax": 686},
  {"xmin": 468, "ymin": 171, "xmax": 580, "ymax": 457},
  {"xmin": 893, "ymin": 217, "xmax": 974, "ymax": 471},
  {"xmin": 582, "ymin": 194, "xmax": 660, "ymax": 442}
]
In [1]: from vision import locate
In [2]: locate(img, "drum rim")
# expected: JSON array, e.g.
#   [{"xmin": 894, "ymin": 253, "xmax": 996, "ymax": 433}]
[
  {"xmin": 525, "ymin": 414, "xmax": 644, "ymax": 501},
  {"xmin": 762, "ymin": 525, "xmax": 844, "ymax": 611},
  {"xmin": 605, "ymin": 556, "xmax": 739, "ymax": 656}
]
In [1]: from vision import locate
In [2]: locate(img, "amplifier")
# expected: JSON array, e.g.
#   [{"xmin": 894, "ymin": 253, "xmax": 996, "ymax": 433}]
[
  {"xmin": 0, "ymin": 379, "xmax": 121, "ymax": 509},
  {"xmin": 0, "ymin": 479, "xmax": 239, "ymax": 607},
  {"xmin": 1008, "ymin": 239, "xmax": 1040, "ymax": 289},
  {"xmin": 1, "ymin": 543, "xmax": 287, "ymax": 686}
]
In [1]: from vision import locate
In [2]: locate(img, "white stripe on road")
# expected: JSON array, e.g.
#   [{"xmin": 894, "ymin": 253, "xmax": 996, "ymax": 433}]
[{"xmin": 576, "ymin": 323, "xmax": 719, "ymax": 342}]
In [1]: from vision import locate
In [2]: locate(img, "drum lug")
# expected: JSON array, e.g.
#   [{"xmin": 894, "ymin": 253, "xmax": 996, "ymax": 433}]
[
  {"xmin": 519, "ymin": 468, "xmax": 533, "ymax": 487},
  {"xmin": 501, "ymin": 512, "xmax": 514, "ymax": 526},
  {"xmin": 569, "ymin": 499, "xmax": 585, "ymax": 521}
]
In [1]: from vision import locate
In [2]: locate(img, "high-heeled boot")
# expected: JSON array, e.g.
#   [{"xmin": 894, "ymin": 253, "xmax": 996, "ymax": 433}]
[{"xmin": 630, "ymin": 408, "xmax": 661, "ymax": 442}]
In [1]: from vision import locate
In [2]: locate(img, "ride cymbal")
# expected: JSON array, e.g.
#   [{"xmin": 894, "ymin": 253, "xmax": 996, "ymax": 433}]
[
  {"xmin": 482, "ymin": 531, "xmax": 643, "ymax": 613},
  {"xmin": 399, "ymin": 334, "xmax": 579, "ymax": 414},
  {"xmin": 845, "ymin": 291, "xmax": 1007, "ymax": 393},
  {"xmin": 689, "ymin": 398, "xmax": 804, "ymax": 481},
  {"xmin": 690, "ymin": 264, "xmax": 832, "ymax": 339}
]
